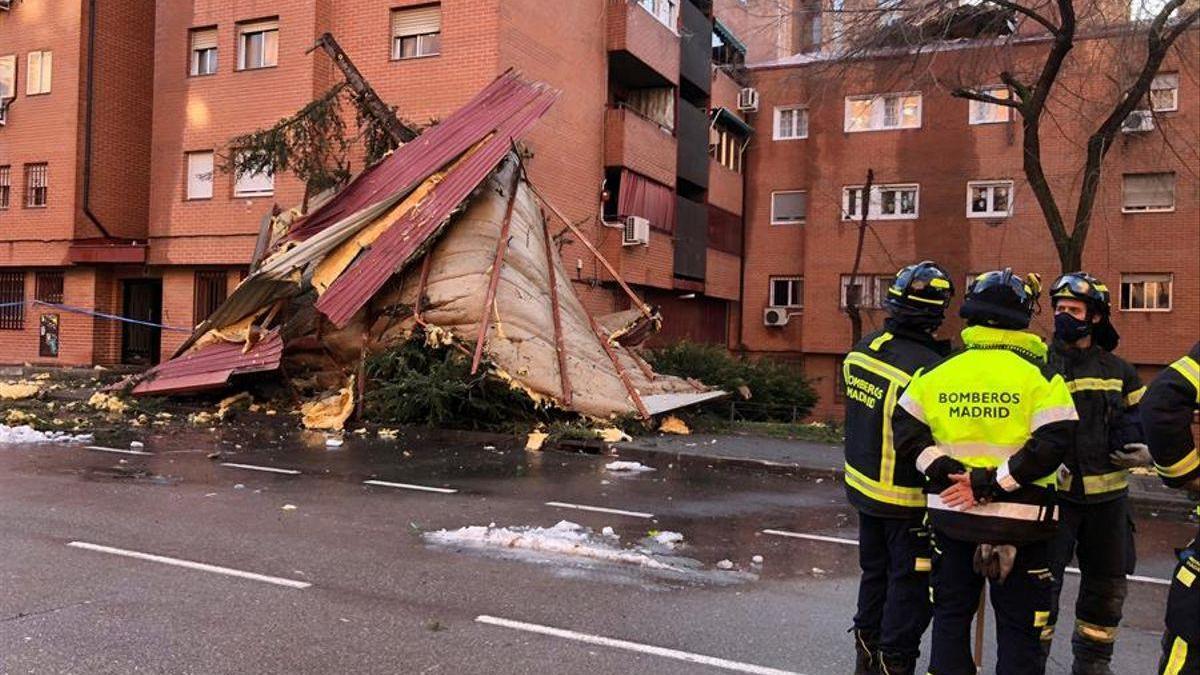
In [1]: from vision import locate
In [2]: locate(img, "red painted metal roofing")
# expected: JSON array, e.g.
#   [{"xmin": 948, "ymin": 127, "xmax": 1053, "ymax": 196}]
[
  {"xmin": 132, "ymin": 330, "xmax": 284, "ymax": 396},
  {"xmin": 314, "ymin": 76, "xmax": 558, "ymax": 327},
  {"xmin": 285, "ymin": 71, "xmax": 553, "ymax": 244}
]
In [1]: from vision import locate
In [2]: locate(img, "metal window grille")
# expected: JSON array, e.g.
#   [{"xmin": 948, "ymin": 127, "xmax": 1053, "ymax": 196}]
[
  {"xmin": 0, "ymin": 271, "xmax": 24, "ymax": 330},
  {"xmin": 0, "ymin": 165, "xmax": 9, "ymax": 209},
  {"xmin": 25, "ymin": 163, "xmax": 47, "ymax": 207},
  {"xmin": 193, "ymin": 270, "xmax": 227, "ymax": 325},
  {"xmin": 35, "ymin": 270, "xmax": 64, "ymax": 303}
]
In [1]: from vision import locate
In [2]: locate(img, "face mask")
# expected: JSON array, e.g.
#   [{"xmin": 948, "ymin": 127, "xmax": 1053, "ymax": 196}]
[{"xmin": 1054, "ymin": 311, "xmax": 1092, "ymax": 343}]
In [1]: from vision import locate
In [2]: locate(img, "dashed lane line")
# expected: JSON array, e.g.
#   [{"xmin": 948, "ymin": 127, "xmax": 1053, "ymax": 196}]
[
  {"xmin": 475, "ymin": 615, "xmax": 804, "ymax": 675},
  {"xmin": 85, "ymin": 445, "xmax": 152, "ymax": 456},
  {"xmin": 218, "ymin": 462, "xmax": 302, "ymax": 475},
  {"xmin": 544, "ymin": 501, "xmax": 654, "ymax": 519},
  {"xmin": 363, "ymin": 480, "xmax": 457, "ymax": 494},
  {"xmin": 761, "ymin": 529, "xmax": 1171, "ymax": 586},
  {"xmin": 66, "ymin": 542, "xmax": 311, "ymax": 589}
]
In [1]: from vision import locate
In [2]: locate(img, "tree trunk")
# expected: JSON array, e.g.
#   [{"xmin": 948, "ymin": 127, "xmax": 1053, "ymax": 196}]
[
  {"xmin": 313, "ymin": 33, "xmax": 417, "ymax": 144},
  {"xmin": 846, "ymin": 169, "xmax": 873, "ymax": 346}
]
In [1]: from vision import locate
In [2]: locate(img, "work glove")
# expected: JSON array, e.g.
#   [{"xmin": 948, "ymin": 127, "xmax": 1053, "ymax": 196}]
[
  {"xmin": 1109, "ymin": 443, "xmax": 1152, "ymax": 469},
  {"xmin": 972, "ymin": 543, "xmax": 1018, "ymax": 584},
  {"xmin": 925, "ymin": 455, "xmax": 968, "ymax": 491},
  {"xmin": 969, "ymin": 468, "xmax": 997, "ymax": 503}
]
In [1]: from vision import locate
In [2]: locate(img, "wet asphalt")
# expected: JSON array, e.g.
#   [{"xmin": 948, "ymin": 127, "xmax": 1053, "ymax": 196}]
[{"xmin": 0, "ymin": 428, "xmax": 1192, "ymax": 674}]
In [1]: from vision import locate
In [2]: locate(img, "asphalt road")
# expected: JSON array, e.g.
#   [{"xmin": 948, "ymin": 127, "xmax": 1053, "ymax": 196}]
[{"xmin": 0, "ymin": 427, "xmax": 1192, "ymax": 674}]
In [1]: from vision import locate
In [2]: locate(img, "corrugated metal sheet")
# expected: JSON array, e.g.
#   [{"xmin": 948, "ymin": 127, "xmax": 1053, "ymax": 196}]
[
  {"xmin": 132, "ymin": 331, "xmax": 284, "ymax": 396},
  {"xmin": 315, "ymin": 78, "xmax": 558, "ymax": 328}
]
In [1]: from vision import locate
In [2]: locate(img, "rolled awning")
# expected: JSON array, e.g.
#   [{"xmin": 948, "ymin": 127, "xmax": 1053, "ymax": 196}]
[
  {"xmin": 711, "ymin": 107, "xmax": 753, "ymax": 136},
  {"xmin": 618, "ymin": 170, "xmax": 675, "ymax": 233}
]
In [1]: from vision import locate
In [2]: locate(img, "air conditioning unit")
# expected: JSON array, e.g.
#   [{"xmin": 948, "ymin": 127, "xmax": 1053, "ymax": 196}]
[
  {"xmin": 622, "ymin": 215, "xmax": 650, "ymax": 247},
  {"xmin": 1121, "ymin": 110, "xmax": 1154, "ymax": 134},
  {"xmin": 0, "ymin": 0, "xmax": 11, "ymax": 11},
  {"xmin": 737, "ymin": 87, "xmax": 760, "ymax": 113},
  {"xmin": 763, "ymin": 306, "xmax": 791, "ymax": 327}
]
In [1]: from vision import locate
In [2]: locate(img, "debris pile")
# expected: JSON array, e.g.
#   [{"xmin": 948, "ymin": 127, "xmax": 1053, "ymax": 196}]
[{"xmin": 127, "ymin": 72, "xmax": 721, "ymax": 430}]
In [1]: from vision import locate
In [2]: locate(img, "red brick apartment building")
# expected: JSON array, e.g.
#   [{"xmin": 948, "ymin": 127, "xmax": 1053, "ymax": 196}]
[
  {"xmin": 0, "ymin": 0, "xmax": 749, "ymax": 365},
  {"xmin": 731, "ymin": 4, "xmax": 1199, "ymax": 417}
]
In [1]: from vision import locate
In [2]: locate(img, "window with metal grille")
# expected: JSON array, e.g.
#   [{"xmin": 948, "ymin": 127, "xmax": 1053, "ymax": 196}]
[
  {"xmin": 0, "ymin": 271, "xmax": 24, "ymax": 330},
  {"xmin": 193, "ymin": 270, "xmax": 227, "ymax": 325},
  {"xmin": 35, "ymin": 271, "xmax": 63, "ymax": 304},
  {"xmin": 0, "ymin": 165, "xmax": 10, "ymax": 209},
  {"xmin": 25, "ymin": 163, "xmax": 47, "ymax": 207}
]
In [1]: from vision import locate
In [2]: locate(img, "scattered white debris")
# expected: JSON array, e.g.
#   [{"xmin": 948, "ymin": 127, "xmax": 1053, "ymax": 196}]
[
  {"xmin": 716, "ymin": 559, "xmax": 735, "ymax": 570},
  {"xmin": 233, "ymin": 484, "xmax": 246, "ymax": 490},
  {"xmin": 601, "ymin": 526, "xmax": 616, "ymax": 537},
  {"xmin": 483, "ymin": 445, "xmax": 497, "ymax": 451},
  {"xmin": 652, "ymin": 531, "xmax": 684, "ymax": 548},
  {"xmin": 425, "ymin": 521, "xmax": 677, "ymax": 571},
  {"xmin": 752, "ymin": 555, "xmax": 764, "ymax": 564},
  {"xmin": 325, "ymin": 437, "xmax": 344, "ymax": 448},
  {"xmin": 0, "ymin": 424, "xmax": 93, "ymax": 445},
  {"xmin": 815, "ymin": 478, "xmax": 825, "ymax": 484},
  {"xmin": 130, "ymin": 441, "xmax": 145, "ymax": 450},
  {"xmin": 605, "ymin": 461, "xmax": 655, "ymax": 473},
  {"xmin": 281, "ymin": 504, "xmax": 297, "ymax": 511},
  {"xmin": 812, "ymin": 567, "xmax": 827, "ymax": 575}
]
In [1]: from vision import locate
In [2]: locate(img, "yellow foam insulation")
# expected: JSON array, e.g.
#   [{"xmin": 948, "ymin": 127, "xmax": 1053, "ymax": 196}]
[
  {"xmin": 596, "ymin": 427, "xmax": 631, "ymax": 443},
  {"xmin": 5, "ymin": 409, "xmax": 35, "ymax": 425},
  {"xmin": 525, "ymin": 430, "xmax": 548, "ymax": 451},
  {"xmin": 217, "ymin": 392, "xmax": 254, "ymax": 420},
  {"xmin": 300, "ymin": 376, "xmax": 356, "ymax": 431},
  {"xmin": 189, "ymin": 308, "xmax": 269, "ymax": 352},
  {"xmin": 658, "ymin": 415, "xmax": 691, "ymax": 435},
  {"xmin": 87, "ymin": 392, "xmax": 128, "ymax": 415},
  {"xmin": 0, "ymin": 383, "xmax": 40, "ymax": 400}
]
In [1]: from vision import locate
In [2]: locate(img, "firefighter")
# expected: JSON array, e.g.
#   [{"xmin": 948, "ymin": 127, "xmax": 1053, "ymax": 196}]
[
  {"xmin": 1042, "ymin": 272, "xmax": 1147, "ymax": 674},
  {"xmin": 844, "ymin": 261, "xmax": 955, "ymax": 675},
  {"xmin": 893, "ymin": 269, "xmax": 1078, "ymax": 675},
  {"xmin": 1141, "ymin": 342, "xmax": 1200, "ymax": 675}
]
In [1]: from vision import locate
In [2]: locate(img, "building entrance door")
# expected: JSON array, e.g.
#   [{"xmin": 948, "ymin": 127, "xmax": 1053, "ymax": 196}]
[{"xmin": 121, "ymin": 279, "xmax": 162, "ymax": 366}]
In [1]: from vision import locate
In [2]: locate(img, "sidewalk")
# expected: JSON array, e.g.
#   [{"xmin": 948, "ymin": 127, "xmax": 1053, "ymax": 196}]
[{"xmin": 616, "ymin": 432, "xmax": 1197, "ymax": 514}]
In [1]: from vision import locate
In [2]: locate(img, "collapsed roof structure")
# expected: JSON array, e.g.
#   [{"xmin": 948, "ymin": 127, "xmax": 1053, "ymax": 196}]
[{"xmin": 131, "ymin": 72, "xmax": 719, "ymax": 424}]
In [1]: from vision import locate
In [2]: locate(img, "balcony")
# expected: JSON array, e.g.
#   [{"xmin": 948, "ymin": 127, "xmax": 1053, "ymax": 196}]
[
  {"xmin": 604, "ymin": 107, "xmax": 676, "ymax": 188},
  {"xmin": 707, "ymin": 160, "xmax": 742, "ymax": 215},
  {"xmin": 607, "ymin": 0, "xmax": 679, "ymax": 87},
  {"xmin": 679, "ymin": 0, "xmax": 712, "ymax": 97},
  {"xmin": 676, "ymin": 100, "xmax": 709, "ymax": 190}
]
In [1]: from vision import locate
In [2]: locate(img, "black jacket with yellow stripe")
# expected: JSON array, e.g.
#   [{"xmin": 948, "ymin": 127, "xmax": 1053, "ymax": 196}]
[
  {"xmin": 843, "ymin": 321, "xmax": 950, "ymax": 518},
  {"xmin": 1141, "ymin": 342, "xmax": 1200, "ymax": 539},
  {"xmin": 1048, "ymin": 341, "xmax": 1144, "ymax": 503}
]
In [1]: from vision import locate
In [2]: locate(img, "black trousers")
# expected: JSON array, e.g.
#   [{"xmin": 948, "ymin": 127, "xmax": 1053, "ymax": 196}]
[
  {"xmin": 853, "ymin": 511, "xmax": 933, "ymax": 662},
  {"xmin": 1159, "ymin": 544, "xmax": 1200, "ymax": 675},
  {"xmin": 929, "ymin": 532, "xmax": 1054, "ymax": 675},
  {"xmin": 1047, "ymin": 497, "xmax": 1136, "ymax": 661}
]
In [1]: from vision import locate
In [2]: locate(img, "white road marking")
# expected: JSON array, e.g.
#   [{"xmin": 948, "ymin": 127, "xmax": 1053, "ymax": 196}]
[
  {"xmin": 86, "ymin": 445, "xmax": 152, "ymax": 456},
  {"xmin": 219, "ymin": 462, "xmax": 301, "ymax": 475},
  {"xmin": 66, "ymin": 542, "xmax": 311, "ymax": 589},
  {"xmin": 475, "ymin": 615, "xmax": 803, "ymax": 675},
  {"xmin": 544, "ymin": 501, "xmax": 654, "ymax": 519},
  {"xmin": 762, "ymin": 529, "xmax": 1171, "ymax": 586},
  {"xmin": 763, "ymin": 529, "xmax": 859, "ymax": 546},
  {"xmin": 363, "ymin": 479, "xmax": 457, "ymax": 494}
]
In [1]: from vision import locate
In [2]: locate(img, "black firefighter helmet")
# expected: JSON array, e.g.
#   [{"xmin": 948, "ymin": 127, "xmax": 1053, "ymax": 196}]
[
  {"xmin": 960, "ymin": 268, "xmax": 1041, "ymax": 330},
  {"xmin": 1050, "ymin": 271, "xmax": 1121, "ymax": 350},
  {"xmin": 883, "ymin": 260, "xmax": 955, "ymax": 329}
]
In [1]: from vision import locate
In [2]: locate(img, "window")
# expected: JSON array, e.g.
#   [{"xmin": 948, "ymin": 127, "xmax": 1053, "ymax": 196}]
[
  {"xmin": 969, "ymin": 86, "xmax": 1011, "ymax": 124},
  {"xmin": 638, "ymin": 0, "xmax": 679, "ymax": 29},
  {"xmin": 0, "ymin": 166, "xmax": 9, "ymax": 209},
  {"xmin": 233, "ymin": 152, "xmax": 273, "ymax": 197},
  {"xmin": 193, "ymin": 270, "xmax": 228, "ymax": 325},
  {"xmin": 237, "ymin": 19, "xmax": 278, "ymax": 70},
  {"xmin": 0, "ymin": 271, "xmax": 23, "ymax": 330},
  {"xmin": 1149, "ymin": 73, "xmax": 1178, "ymax": 112},
  {"xmin": 711, "ymin": 126, "xmax": 744, "ymax": 173},
  {"xmin": 771, "ymin": 190, "xmax": 808, "ymax": 224},
  {"xmin": 1120, "ymin": 274, "xmax": 1171, "ymax": 311},
  {"xmin": 774, "ymin": 106, "xmax": 809, "ymax": 140},
  {"xmin": 842, "ymin": 184, "xmax": 919, "ymax": 220},
  {"xmin": 190, "ymin": 27, "xmax": 218, "ymax": 76},
  {"xmin": 1122, "ymin": 172, "xmax": 1175, "ymax": 212},
  {"xmin": 35, "ymin": 271, "xmax": 63, "ymax": 304},
  {"xmin": 769, "ymin": 276, "xmax": 803, "ymax": 308},
  {"xmin": 24, "ymin": 163, "xmax": 47, "ymax": 207},
  {"xmin": 844, "ymin": 92, "xmax": 921, "ymax": 132},
  {"xmin": 26, "ymin": 50, "xmax": 52, "ymax": 95},
  {"xmin": 967, "ymin": 180, "xmax": 1013, "ymax": 218},
  {"xmin": 878, "ymin": 0, "xmax": 902, "ymax": 25},
  {"xmin": 840, "ymin": 275, "xmax": 892, "ymax": 309},
  {"xmin": 1131, "ymin": 0, "xmax": 1176, "ymax": 22},
  {"xmin": 186, "ymin": 151, "xmax": 214, "ymax": 200},
  {"xmin": 0, "ymin": 54, "xmax": 15, "ymax": 102},
  {"xmin": 392, "ymin": 5, "xmax": 442, "ymax": 60}
]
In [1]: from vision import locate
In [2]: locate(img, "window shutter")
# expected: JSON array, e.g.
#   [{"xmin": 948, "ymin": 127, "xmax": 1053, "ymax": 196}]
[
  {"xmin": 191, "ymin": 28, "xmax": 218, "ymax": 51},
  {"xmin": 26, "ymin": 51, "xmax": 40, "ymax": 95},
  {"xmin": 1123, "ymin": 173, "xmax": 1174, "ymax": 209},
  {"xmin": 773, "ymin": 191, "xmax": 807, "ymax": 221},
  {"xmin": 187, "ymin": 152, "xmax": 214, "ymax": 199},
  {"xmin": 392, "ymin": 6, "xmax": 441, "ymax": 37},
  {"xmin": 239, "ymin": 19, "xmax": 278, "ymax": 35},
  {"xmin": 1152, "ymin": 72, "xmax": 1178, "ymax": 89}
]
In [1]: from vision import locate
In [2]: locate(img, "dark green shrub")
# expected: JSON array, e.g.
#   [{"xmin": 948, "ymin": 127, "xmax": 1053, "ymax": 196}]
[{"xmin": 645, "ymin": 341, "xmax": 818, "ymax": 422}]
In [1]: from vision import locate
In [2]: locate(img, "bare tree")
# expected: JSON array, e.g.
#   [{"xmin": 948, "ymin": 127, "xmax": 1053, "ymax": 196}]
[{"xmin": 756, "ymin": 0, "xmax": 1198, "ymax": 273}]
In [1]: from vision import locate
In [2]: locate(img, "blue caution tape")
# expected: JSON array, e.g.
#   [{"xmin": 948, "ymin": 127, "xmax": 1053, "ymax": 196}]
[{"xmin": 0, "ymin": 300, "xmax": 192, "ymax": 333}]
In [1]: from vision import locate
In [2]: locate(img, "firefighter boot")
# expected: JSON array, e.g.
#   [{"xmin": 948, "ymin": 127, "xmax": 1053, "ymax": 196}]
[
  {"xmin": 853, "ymin": 628, "xmax": 879, "ymax": 675},
  {"xmin": 1070, "ymin": 626, "xmax": 1117, "ymax": 675}
]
